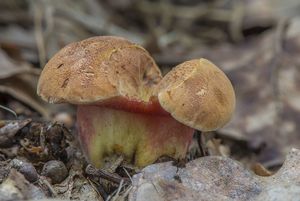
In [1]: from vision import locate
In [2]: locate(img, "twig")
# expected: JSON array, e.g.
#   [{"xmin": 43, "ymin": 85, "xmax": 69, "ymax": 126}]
[
  {"xmin": 0, "ymin": 10, "xmax": 32, "ymax": 25},
  {"xmin": 0, "ymin": 85, "xmax": 50, "ymax": 118},
  {"xmin": 32, "ymin": 0, "xmax": 47, "ymax": 67},
  {"xmin": 107, "ymin": 155, "xmax": 124, "ymax": 173},
  {"xmin": 122, "ymin": 167, "xmax": 133, "ymax": 184},
  {"xmin": 262, "ymin": 157, "xmax": 284, "ymax": 169},
  {"xmin": 229, "ymin": 1, "xmax": 244, "ymax": 42},
  {"xmin": 110, "ymin": 179, "xmax": 124, "ymax": 201},
  {"xmin": 38, "ymin": 176, "xmax": 58, "ymax": 197},
  {"xmin": 39, "ymin": 124, "xmax": 46, "ymax": 150},
  {"xmin": 87, "ymin": 177, "xmax": 108, "ymax": 200},
  {"xmin": 53, "ymin": 5, "xmax": 145, "ymax": 44},
  {"xmin": 270, "ymin": 18, "xmax": 290, "ymax": 136},
  {"xmin": 137, "ymin": 0, "xmax": 207, "ymax": 19},
  {"xmin": 85, "ymin": 164, "xmax": 130, "ymax": 185},
  {"xmin": 137, "ymin": 0, "xmax": 231, "ymax": 21},
  {"xmin": 198, "ymin": 131, "xmax": 210, "ymax": 157},
  {"xmin": 0, "ymin": 105, "xmax": 17, "ymax": 118},
  {"xmin": 115, "ymin": 185, "xmax": 133, "ymax": 201},
  {"xmin": 44, "ymin": 4, "xmax": 55, "ymax": 43}
]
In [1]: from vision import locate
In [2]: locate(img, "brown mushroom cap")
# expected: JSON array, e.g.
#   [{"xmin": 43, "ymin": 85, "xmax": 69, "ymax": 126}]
[
  {"xmin": 156, "ymin": 58, "xmax": 235, "ymax": 131},
  {"xmin": 37, "ymin": 36, "xmax": 162, "ymax": 104}
]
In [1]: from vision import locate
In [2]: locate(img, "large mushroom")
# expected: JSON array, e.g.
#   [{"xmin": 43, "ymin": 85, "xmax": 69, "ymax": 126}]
[{"xmin": 37, "ymin": 36, "xmax": 235, "ymax": 168}]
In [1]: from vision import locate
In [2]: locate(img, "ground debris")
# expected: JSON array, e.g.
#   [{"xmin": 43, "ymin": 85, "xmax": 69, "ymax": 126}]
[
  {"xmin": 0, "ymin": 169, "xmax": 46, "ymax": 201},
  {"xmin": 0, "ymin": 117, "xmax": 106, "ymax": 200},
  {"xmin": 86, "ymin": 164, "xmax": 130, "ymax": 185},
  {"xmin": 10, "ymin": 158, "xmax": 38, "ymax": 182},
  {"xmin": 54, "ymin": 168, "xmax": 103, "ymax": 201},
  {"xmin": 18, "ymin": 122, "xmax": 71, "ymax": 163},
  {"xmin": 0, "ymin": 0, "xmax": 300, "ymax": 200},
  {"xmin": 129, "ymin": 148, "xmax": 300, "ymax": 201},
  {"xmin": 41, "ymin": 160, "xmax": 68, "ymax": 184},
  {"xmin": 0, "ymin": 119, "xmax": 31, "ymax": 148},
  {"xmin": 252, "ymin": 163, "xmax": 273, "ymax": 177}
]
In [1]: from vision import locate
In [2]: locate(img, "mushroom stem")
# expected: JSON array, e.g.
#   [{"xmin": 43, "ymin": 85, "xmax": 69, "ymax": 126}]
[{"xmin": 77, "ymin": 105, "xmax": 194, "ymax": 167}]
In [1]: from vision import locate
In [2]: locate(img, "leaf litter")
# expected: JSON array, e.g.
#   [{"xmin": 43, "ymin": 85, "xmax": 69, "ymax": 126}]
[{"xmin": 1, "ymin": 0, "xmax": 300, "ymax": 201}]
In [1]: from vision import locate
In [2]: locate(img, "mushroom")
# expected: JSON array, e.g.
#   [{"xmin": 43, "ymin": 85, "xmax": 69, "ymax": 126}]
[
  {"xmin": 156, "ymin": 59, "xmax": 235, "ymax": 131},
  {"xmin": 37, "ymin": 36, "xmax": 235, "ymax": 168}
]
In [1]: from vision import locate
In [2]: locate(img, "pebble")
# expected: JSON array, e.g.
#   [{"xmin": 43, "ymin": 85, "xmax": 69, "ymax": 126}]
[
  {"xmin": 41, "ymin": 160, "xmax": 68, "ymax": 184},
  {"xmin": 10, "ymin": 158, "xmax": 38, "ymax": 182}
]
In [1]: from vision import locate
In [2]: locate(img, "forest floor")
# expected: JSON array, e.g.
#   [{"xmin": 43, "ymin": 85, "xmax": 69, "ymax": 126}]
[{"xmin": 0, "ymin": 0, "xmax": 300, "ymax": 200}]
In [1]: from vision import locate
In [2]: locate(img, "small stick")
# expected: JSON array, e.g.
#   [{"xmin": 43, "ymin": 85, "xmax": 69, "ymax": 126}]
[
  {"xmin": 110, "ymin": 179, "xmax": 124, "ymax": 201},
  {"xmin": 87, "ymin": 177, "xmax": 108, "ymax": 200},
  {"xmin": 122, "ymin": 167, "xmax": 133, "ymax": 184},
  {"xmin": 38, "ymin": 176, "xmax": 57, "ymax": 197},
  {"xmin": 198, "ymin": 131, "xmax": 209, "ymax": 157},
  {"xmin": 85, "ymin": 164, "xmax": 130, "ymax": 185},
  {"xmin": 0, "ymin": 105, "xmax": 17, "ymax": 118},
  {"xmin": 32, "ymin": 1, "xmax": 47, "ymax": 68}
]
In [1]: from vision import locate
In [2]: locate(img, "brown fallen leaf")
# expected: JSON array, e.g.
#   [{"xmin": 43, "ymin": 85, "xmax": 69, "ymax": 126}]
[
  {"xmin": 0, "ymin": 169, "xmax": 46, "ymax": 200},
  {"xmin": 129, "ymin": 148, "xmax": 300, "ymax": 201},
  {"xmin": 0, "ymin": 119, "xmax": 31, "ymax": 147},
  {"xmin": 0, "ymin": 49, "xmax": 51, "ymax": 117},
  {"xmin": 0, "ymin": 48, "xmax": 75, "ymax": 119},
  {"xmin": 252, "ymin": 163, "xmax": 273, "ymax": 177},
  {"xmin": 217, "ymin": 20, "xmax": 300, "ymax": 165},
  {"xmin": 0, "ymin": 48, "xmax": 40, "ymax": 79},
  {"xmin": 54, "ymin": 168, "xmax": 103, "ymax": 201}
]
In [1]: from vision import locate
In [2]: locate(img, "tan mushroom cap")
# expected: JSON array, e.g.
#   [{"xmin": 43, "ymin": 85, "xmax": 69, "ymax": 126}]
[
  {"xmin": 156, "ymin": 59, "xmax": 235, "ymax": 131},
  {"xmin": 37, "ymin": 36, "xmax": 162, "ymax": 104}
]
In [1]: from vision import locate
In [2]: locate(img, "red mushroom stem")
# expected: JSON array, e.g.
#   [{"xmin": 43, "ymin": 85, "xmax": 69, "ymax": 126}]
[{"xmin": 77, "ymin": 98, "xmax": 194, "ymax": 167}]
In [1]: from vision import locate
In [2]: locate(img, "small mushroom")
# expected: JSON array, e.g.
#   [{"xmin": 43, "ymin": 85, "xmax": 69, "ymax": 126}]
[
  {"xmin": 37, "ymin": 36, "xmax": 235, "ymax": 168},
  {"xmin": 156, "ymin": 59, "xmax": 235, "ymax": 131}
]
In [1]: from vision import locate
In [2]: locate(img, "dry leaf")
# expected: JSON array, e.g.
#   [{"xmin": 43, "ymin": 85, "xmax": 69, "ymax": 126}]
[
  {"xmin": 0, "ymin": 119, "xmax": 31, "ymax": 147},
  {"xmin": 129, "ymin": 148, "xmax": 300, "ymax": 201},
  {"xmin": 0, "ymin": 169, "xmax": 46, "ymax": 201},
  {"xmin": 54, "ymin": 168, "xmax": 103, "ymax": 201},
  {"xmin": 0, "ymin": 49, "xmax": 50, "ymax": 118},
  {"xmin": 252, "ymin": 163, "xmax": 273, "ymax": 177}
]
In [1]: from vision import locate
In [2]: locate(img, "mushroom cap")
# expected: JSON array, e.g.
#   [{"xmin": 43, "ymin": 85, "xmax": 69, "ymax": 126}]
[
  {"xmin": 37, "ymin": 36, "xmax": 162, "ymax": 104},
  {"xmin": 156, "ymin": 59, "xmax": 235, "ymax": 131}
]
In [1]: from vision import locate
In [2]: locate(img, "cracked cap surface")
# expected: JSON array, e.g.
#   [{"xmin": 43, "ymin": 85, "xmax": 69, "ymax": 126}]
[
  {"xmin": 37, "ymin": 36, "xmax": 162, "ymax": 104},
  {"xmin": 156, "ymin": 59, "xmax": 236, "ymax": 131}
]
